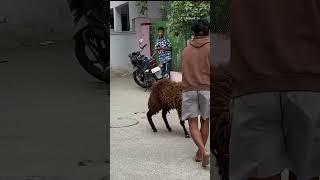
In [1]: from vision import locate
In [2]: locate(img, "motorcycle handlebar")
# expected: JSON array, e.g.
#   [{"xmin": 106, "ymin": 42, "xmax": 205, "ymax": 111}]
[{"xmin": 141, "ymin": 44, "xmax": 147, "ymax": 50}]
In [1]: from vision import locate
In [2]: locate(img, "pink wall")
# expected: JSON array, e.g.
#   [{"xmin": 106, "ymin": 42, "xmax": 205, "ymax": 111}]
[{"xmin": 135, "ymin": 17, "xmax": 151, "ymax": 57}]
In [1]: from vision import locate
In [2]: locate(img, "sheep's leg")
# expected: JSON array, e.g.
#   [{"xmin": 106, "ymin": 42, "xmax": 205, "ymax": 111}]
[
  {"xmin": 177, "ymin": 109, "xmax": 190, "ymax": 138},
  {"xmin": 162, "ymin": 107, "xmax": 172, "ymax": 132},
  {"xmin": 180, "ymin": 120, "xmax": 190, "ymax": 138},
  {"xmin": 147, "ymin": 110, "xmax": 157, "ymax": 132}
]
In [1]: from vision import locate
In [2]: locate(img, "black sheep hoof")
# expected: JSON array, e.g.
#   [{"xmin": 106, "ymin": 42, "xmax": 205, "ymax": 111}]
[
  {"xmin": 185, "ymin": 134, "xmax": 190, "ymax": 138},
  {"xmin": 153, "ymin": 129, "xmax": 157, "ymax": 132},
  {"xmin": 168, "ymin": 128, "xmax": 172, "ymax": 132}
]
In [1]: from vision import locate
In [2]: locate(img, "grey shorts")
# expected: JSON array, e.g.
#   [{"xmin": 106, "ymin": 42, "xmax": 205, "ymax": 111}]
[
  {"xmin": 181, "ymin": 90, "xmax": 210, "ymax": 121},
  {"xmin": 229, "ymin": 92, "xmax": 320, "ymax": 180}
]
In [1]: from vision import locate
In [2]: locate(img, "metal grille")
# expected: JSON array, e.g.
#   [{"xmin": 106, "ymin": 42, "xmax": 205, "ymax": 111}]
[{"xmin": 211, "ymin": 0, "xmax": 230, "ymax": 33}]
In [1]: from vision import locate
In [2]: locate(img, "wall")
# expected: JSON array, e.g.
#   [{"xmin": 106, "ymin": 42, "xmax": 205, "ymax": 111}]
[
  {"xmin": 146, "ymin": 1, "xmax": 162, "ymax": 21},
  {"xmin": 0, "ymin": 0, "xmax": 74, "ymax": 49},
  {"xmin": 109, "ymin": 1, "xmax": 164, "ymax": 72},
  {"xmin": 110, "ymin": 1, "xmax": 143, "ymax": 32},
  {"xmin": 128, "ymin": 1, "xmax": 139, "ymax": 30},
  {"xmin": 110, "ymin": 1, "xmax": 128, "ymax": 8},
  {"xmin": 110, "ymin": 31, "xmax": 137, "ymax": 72},
  {"xmin": 135, "ymin": 17, "xmax": 151, "ymax": 57},
  {"xmin": 112, "ymin": 4, "xmax": 122, "ymax": 32}
]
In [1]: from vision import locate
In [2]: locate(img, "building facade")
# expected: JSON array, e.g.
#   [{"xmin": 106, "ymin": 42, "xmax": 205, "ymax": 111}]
[{"xmin": 110, "ymin": 1, "xmax": 163, "ymax": 73}]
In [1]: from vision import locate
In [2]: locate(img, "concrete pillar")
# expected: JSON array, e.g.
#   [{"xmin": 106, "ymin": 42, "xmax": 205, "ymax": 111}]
[
  {"xmin": 113, "ymin": 7, "xmax": 122, "ymax": 32},
  {"xmin": 135, "ymin": 17, "xmax": 151, "ymax": 57},
  {"xmin": 128, "ymin": 1, "xmax": 138, "ymax": 31}
]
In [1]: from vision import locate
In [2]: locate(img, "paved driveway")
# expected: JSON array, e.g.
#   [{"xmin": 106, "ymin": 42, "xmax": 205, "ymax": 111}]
[{"xmin": 110, "ymin": 75, "xmax": 215, "ymax": 180}]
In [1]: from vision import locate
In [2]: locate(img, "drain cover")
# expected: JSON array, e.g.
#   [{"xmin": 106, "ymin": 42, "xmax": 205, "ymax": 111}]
[{"xmin": 110, "ymin": 117, "xmax": 139, "ymax": 128}]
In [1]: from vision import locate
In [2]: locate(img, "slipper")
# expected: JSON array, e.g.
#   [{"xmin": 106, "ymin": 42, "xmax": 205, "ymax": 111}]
[{"xmin": 202, "ymin": 152, "xmax": 210, "ymax": 167}]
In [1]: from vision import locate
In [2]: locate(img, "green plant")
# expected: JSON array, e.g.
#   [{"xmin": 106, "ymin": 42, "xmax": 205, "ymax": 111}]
[
  {"xmin": 160, "ymin": 1, "xmax": 170, "ymax": 20},
  {"xmin": 167, "ymin": 1, "xmax": 210, "ymax": 40},
  {"xmin": 135, "ymin": 1, "xmax": 148, "ymax": 15}
]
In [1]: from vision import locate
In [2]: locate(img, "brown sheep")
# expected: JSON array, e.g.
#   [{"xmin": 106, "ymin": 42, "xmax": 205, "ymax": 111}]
[{"xmin": 146, "ymin": 79, "xmax": 190, "ymax": 138}]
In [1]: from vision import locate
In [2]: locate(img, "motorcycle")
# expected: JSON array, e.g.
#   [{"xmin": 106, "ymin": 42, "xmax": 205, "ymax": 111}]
[
  {"xmin": 129, "ymin": 39, "xmax": 167, "ymax": 89},
  {"xmin": 67, "ymin": 0, "xmax": 109, "ymax": 83}
]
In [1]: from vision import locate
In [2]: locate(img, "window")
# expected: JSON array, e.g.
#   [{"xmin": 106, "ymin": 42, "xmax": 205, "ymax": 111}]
[
  {"xmin": 112, "ymin": 3, "xmax": 130, "ymax": 32},
  {"xmin": 110, "ymin": 8, "xmax": 114, "ymax": 30},
  {"xmin": 120, "ymin": 3, "xmax": 130, "ymax": 31}
]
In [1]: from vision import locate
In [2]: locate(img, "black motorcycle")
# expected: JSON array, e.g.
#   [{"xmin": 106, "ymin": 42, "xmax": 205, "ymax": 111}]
[
  {"xmin": 129, "ymin": 39, "xmax": 166, "ymax": 89},
  {"xmin": 67, "ymin": 0, "xmax": 109, "ymax": 83}
]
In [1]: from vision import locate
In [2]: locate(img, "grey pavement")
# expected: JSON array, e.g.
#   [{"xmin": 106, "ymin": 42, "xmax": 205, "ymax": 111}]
[
  {"xmin": 110, "ymin": 75, "xmax": 217, "ymax": 180},
  {"xmin": 0, "ymin": 40, "xmax": 108, "ymax": 180}
]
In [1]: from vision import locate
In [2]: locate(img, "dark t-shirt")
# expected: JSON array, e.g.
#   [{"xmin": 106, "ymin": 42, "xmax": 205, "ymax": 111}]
[{"xmin": 230, "ymin": 0, "xmax": 320, "ymax": 97}]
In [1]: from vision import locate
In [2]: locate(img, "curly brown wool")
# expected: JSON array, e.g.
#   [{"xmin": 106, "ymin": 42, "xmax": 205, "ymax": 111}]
[
  {"xmin": 146, "ymin": 79, "xmax": 190, "ymax": 138},
  {"xmin": 211, "ymin": 65, "xmax": 233, "ymax": 180}
]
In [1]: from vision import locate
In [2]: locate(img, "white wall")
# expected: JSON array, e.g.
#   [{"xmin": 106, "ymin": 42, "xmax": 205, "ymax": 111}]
[
  {"xmin": 110, "ymin": 1, "xmax": 144, "ymax": 32},
  {"xmin": 109, "ymin": 1, "xmax": 163, "ymax": 72},
  {"xmin": 110, "ymin": 31, "xmax": 137, "ymax": 72},
  {"xmin": 128, "ymin": 1, "xmax": 139, "ymax": 31},
  {"xmin": 113, "ymin": 5, "xmax": 122, "ymax": 32},
  {"xmin": 146, "ymin": 1, "xmax": 162, "ymax": 21},
  {"xmin": 110, "ymin": 1, "xmax": 128, "ymax": 8}
]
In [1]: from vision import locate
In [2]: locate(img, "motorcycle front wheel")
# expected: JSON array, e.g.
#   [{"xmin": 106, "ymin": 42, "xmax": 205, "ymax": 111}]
[
  {"xmin": 133, "ymin": 70, "xmax": 148, "ymax": 88},
  {"xmin": 74, "ymin": 31, "xmax": 108, "ymax": 83}
]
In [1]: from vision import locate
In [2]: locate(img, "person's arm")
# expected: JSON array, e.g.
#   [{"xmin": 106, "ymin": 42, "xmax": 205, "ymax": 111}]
[
  {"xmin": 152, "ymin": 50, "xmax": 158, "ymax": 57},
  {"xmin": 154, "ymin": 40, "xmax": 161, "ymax": 53},
  {"xmin": 155, "ymin": 39, "xmax": 160, "ymax": 49},
  {"xmin": 159, "ymin": 47, "xmax": 171, "ymax": 51}
]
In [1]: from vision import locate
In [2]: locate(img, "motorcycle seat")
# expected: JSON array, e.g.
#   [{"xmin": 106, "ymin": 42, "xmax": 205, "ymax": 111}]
[{"xmin": 132, "ymin": 52, "xmax": 140, "ymax": 56}]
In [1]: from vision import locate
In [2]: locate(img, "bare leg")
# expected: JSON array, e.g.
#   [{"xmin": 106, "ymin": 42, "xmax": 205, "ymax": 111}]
[
  {"xmin": 200, "ymin": 118, "xmax": 209, "ymax": 145},
  {"xmin": 196, "ymin": 118, "xmax": 209, "ymax": 161},
  {"xmin": 188, "ymin": 118, "xmax": 209, "ymax": 166}
]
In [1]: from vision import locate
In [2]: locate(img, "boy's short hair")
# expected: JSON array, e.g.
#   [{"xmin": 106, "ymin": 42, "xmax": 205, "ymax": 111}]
[
  {"xmin": 191, "ymin": 19, "xmax": 209, "ymax": 36},
  {"xmin": 158, "ymin": 27, "xmax": 165, "ymax": 32}
]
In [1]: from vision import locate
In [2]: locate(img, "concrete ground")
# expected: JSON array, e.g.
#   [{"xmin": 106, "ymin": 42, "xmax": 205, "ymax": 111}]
[
  {"xmin": 110, "ymin": 75, "xmax": 216, "ymax": 180},
  {"xmin": 0, "ymin": 40, "xmax": 108, "ymax": 180}
]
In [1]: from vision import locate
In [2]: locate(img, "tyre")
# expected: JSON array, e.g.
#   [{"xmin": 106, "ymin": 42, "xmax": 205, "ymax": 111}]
[
  {"xmin": 133, "ymin": 70, "xmax": 147, "ymax": 88},
  {"xmin": 74, "ymin": 30, "xmax": 108, "ymax": 82}
]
